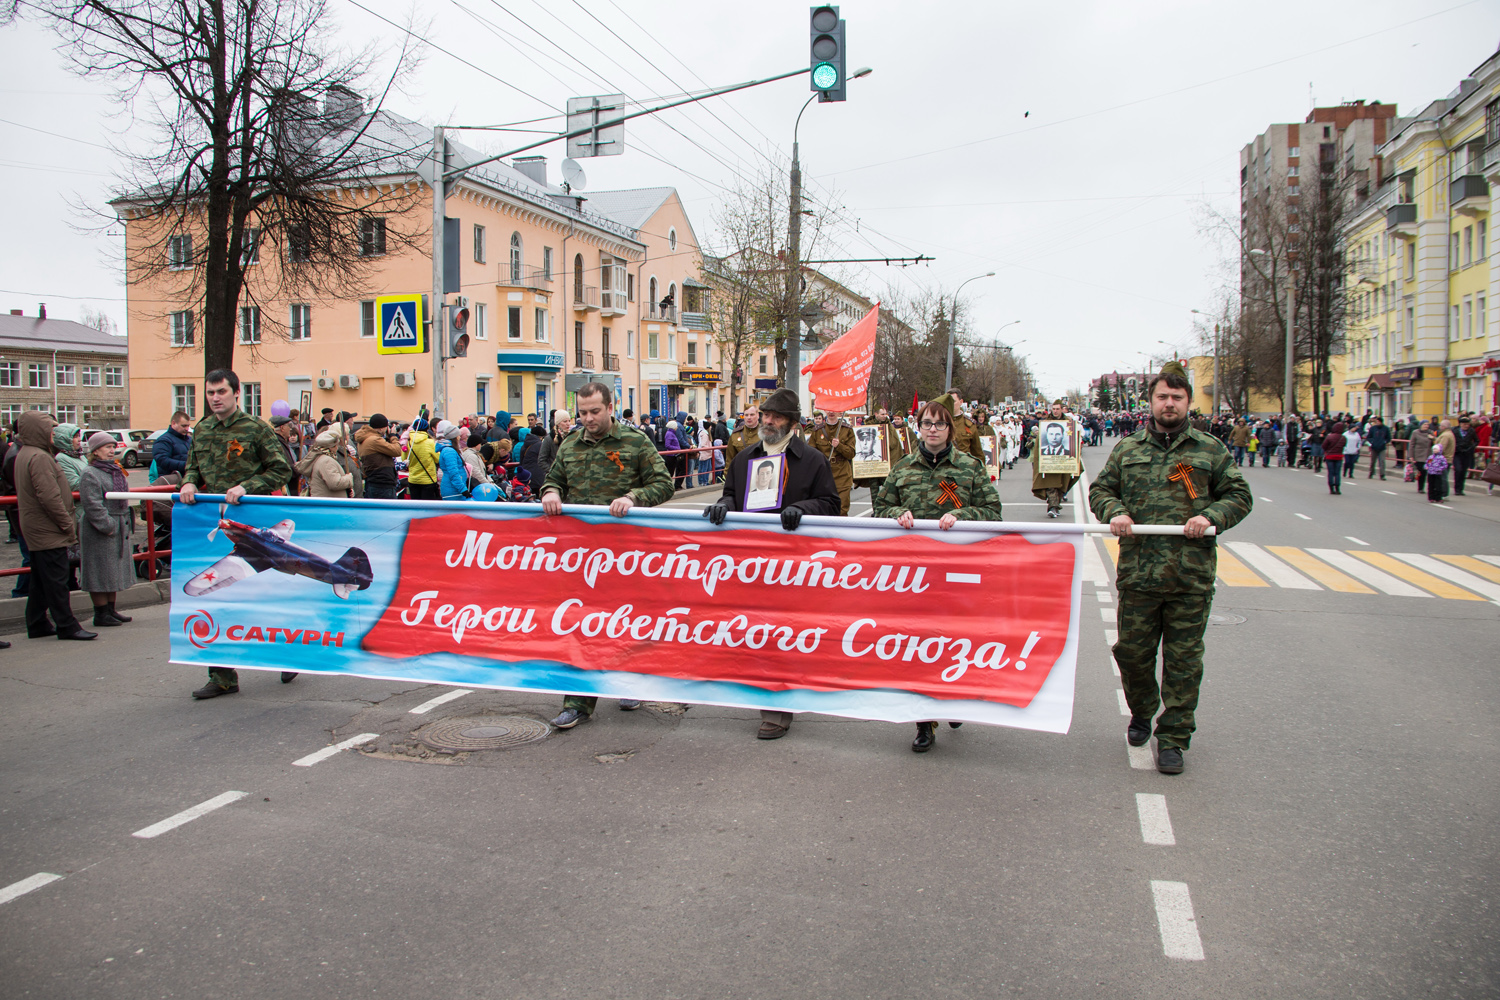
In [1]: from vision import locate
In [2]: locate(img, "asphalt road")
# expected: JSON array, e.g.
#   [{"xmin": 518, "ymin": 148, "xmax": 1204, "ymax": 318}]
[{"xmin": 1, "ymin": 440, "xmax": 1496, "ymax": 998}]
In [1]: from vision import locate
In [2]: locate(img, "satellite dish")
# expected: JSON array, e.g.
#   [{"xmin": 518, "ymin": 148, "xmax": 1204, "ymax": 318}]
[{"xmin": 561, "ymin": 158, "xmax": 587, "ymax": 191}]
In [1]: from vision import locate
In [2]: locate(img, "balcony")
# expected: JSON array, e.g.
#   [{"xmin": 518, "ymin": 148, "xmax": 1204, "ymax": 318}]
[
  {"xmin": 1386, "ymin": 202, "xmax": 1417, "ymax": 239},
  {"xmin": 647, "ymin": 303, "xmax": 677, "ymax": 325},
  {"xmin": 572, "ymin": 284, "xmax": 599, "ymax": 311},
  {"xmin": 603, "ymin": 353, "xmax": 621, "ymax": 372},
  {"xmin": 574, "ymin": 349, "xmax": 595, "ymax": 371},
  {"xmin": 1450, "ymin": 174, "xmax": 1490, "ymax": 217},
  {"xmin": 680, "ymin": 310, "xmax": 713, "ymax": 333},
  {"xmin": 600, "ymin": 289, "xmax": 628, "ymax": 316},
  {"xmin": 499, "ymin": 265, "xmax": 552, "ymax": 290}
]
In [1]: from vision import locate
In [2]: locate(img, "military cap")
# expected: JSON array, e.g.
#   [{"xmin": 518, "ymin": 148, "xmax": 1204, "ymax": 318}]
[{"xmin": 1159, "ymin": 360, "xmax": 1190, "ymax": 384}]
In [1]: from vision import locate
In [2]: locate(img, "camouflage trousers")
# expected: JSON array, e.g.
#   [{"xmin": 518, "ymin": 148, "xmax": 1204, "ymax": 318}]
[
  {"xmin": 1045, "ymin": 488, "xmax": 1063, "ymax": 511},
  {"xmin": 563, "ymin": 694, "xmax": 600, "ymax": 715},
  {"xmin": 209, "ymin": 666, "xmax": 239, "ymax": 688},
  {"xmin": 1112, "ymin": 589, "xmax": 1211, "ymax": 750}
]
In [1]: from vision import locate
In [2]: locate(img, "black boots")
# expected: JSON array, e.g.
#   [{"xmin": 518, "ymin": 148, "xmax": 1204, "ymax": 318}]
[
  {"xmin": 92, "ymin": 603, "xmax": 133, "ymax": 627},
  {"xmin": 912, "ymin": 721, "xmax": 935, "ymax": 752}
]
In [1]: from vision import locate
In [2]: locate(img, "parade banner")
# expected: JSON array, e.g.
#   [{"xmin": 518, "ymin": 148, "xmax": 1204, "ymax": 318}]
[{"xmin": 156, "ymin": 496, "xmax": 1086, "ymax": 731}]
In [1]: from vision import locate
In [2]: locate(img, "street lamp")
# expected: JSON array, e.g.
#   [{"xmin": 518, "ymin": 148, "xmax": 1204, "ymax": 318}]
[
  {"xmin": 1249, "ymin": 247, "xmax": 1295, "ymax": 420},
  {"xmin": 785, "ymin": 67, "xmax": 873, "ymax": 399},
  {"xmin": 944, "ymin": 272, "xmax": 996, "ymax": 390}
]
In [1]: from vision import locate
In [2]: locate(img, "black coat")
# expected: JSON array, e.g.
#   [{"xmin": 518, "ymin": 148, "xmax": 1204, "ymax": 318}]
[{"xmin": 720, "ymin": 435, "xmax": 840, "ymax": 516}]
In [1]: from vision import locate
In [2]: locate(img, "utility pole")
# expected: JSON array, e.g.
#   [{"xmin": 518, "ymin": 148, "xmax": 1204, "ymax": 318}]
[
  {"xmin": 1212, "ymin": 323, "xmax": 1220, "ymax": 417},
  {"xmin": 785, "ymin": 129, "xmax": 804, "ymax": 398},
  {"xmin": 431, "ymin": 125, "xmax": 447, "ymax": 418},
  {"xmin": 1283, "ymin": 282, "xmax": 1295, "ymax": 419}
]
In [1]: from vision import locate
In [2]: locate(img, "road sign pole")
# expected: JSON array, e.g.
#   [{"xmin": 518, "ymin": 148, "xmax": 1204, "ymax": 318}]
[{"xmin": 431, "ymin": 125, "xmax": 447, "ymax": 418}]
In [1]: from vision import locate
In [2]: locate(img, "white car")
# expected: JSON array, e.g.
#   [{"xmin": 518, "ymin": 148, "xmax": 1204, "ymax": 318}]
[{"xmin": 83, "ymin": 428, "xmax": 156, "ymax": 468}]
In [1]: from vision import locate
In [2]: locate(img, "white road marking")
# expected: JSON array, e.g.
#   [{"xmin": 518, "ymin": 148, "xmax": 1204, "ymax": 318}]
[
  {"xmin": 1126, "ymin": 740, "xmax": 1153, "ymax": 770},
  {"xmin": 409, "ymin": 689, "xmax": 473, "ymax": 715},
  {"xmin": 1104, "ymin": 629, "xmax": 1118, "ymax": 645},
  {"xmin": 1116, "ymin": 689, "xmax": 1130, "ymax": 715},
  {"xmin": 1151, "ymin": 880, "xmax": 1205, "ymax": 960},
  {"xmin": 1224, "ymin": 541, "xmax": 1320, "ymax": 589},
  {"xmin": 1294, "ymin": 512, "xmax": 1311, "ymax": 520},
  {"xmin": 1382, "ymin": 490, "xmax": 1399, "ymax": 496},
  {"xmin": 1097, "ymin": 591, "xmax": 1114, "ymax": 603},
  {"xmin": 0, "ymin": 872, "xmax": 63, "ymax": 905},
  {"xmin": 1135, "ymin": 793, "xmax": 1176, "ymax": 846},
  {"xmin": 1391, "ymin": 553, "xmax": 1500, "ymax": 602},
  {"xmin": 1345, "ymin": 536, "xmax": 1369, "ymax": 546},
  {"xmin": 1259, "ymin": 496, "xmax": 1272, "ymax": 502},
  {"xmin": 1428, "ymin": 502, "xmax": 1454, "ymax": 511},
  {"xmin": 1477, "ymin": 555, "xmax": 1500, "ymax": 569},
  {"xmin": 946, "ymin": 572, "xmax": 981, "ymax": 584},
  {"xmin": 293, "ymin": 733, "xmax": 379, "ymax": 767},
  {"xmin": 1100, "ymin": 607, "xmax": 1117, "ymax": 623},
  {"xmin": 132, "ymin": 791, "xmax": 248, "ymax": 839},
  {"xmin": 1307, "ymin": 549, "xmax": 1430, "ymax": 597},
  {"xmin": 1080, "ymin": 536, "xmax": 1110, "ymax": 585}
]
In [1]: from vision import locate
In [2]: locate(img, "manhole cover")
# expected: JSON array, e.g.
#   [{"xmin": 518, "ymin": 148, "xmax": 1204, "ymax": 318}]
[
  {"xmin": 419, "ymin": 715, "xmax": 550, "ymax": 751},
  {"xmin": 1208, "ymin": 613, "xmax": 1246, "ymax": 626}
]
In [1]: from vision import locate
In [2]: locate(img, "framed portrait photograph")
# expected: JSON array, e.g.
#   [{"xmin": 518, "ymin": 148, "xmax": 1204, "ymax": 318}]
[
  {"xmin": 979, "ymin": 435, "xmax": 999, "ymax": 477},
  {"xmin": 1036, "ymin": 418, "xmax": 1080, "ymax": 475},
  {"xmin": 851, "ymin": 425, "xmax": 890, "ymax": 479},
  {"xmin": 299, "ymin": 390, "xmax": 313, "ymax": 418},
  {"xmin": 743, "ymin": 453, "xmax": 786, "ymax": 512}
]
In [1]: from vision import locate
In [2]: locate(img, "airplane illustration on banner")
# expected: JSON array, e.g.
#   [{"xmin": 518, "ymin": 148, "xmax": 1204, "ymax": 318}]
[{"xmin": 184, "ymin": 508, "xmax": 374, "ymax": 600}]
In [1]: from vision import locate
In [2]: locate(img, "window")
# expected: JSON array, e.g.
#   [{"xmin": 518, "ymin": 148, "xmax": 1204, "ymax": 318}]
[
  {"xmin": 543, "ymin": 246, "xmax": 553, "ymax": 280},
  {"xmin": 239, "ymin": 305, "xmax": 261, "ymax": 344},
  {"xmin": 510, "ymin": 232, "xmax": 522, "ymax": 283},
  {"xmin": 359, "ymin": 216, "xmax": 386, "ymax": 256},
  {"xmin": 686, "ymin": 341, "xmax": 697, "ymax": 365},
  {"xmin": 704, "ymin": 341, "xmax": 711, "ymax": 366},
  {"xmin": 574, "ymin": 321, "xmax": 585, "ymax": 368},
  {"xmin": 1, "ymin": 404, "xmax": 21, "ymax": 424},
  {"xmin": 288, "ymin": 224, "xmax": 311, "ymax": 263},
  {"xmin": 168, "ymin": 233, "xmax": 192, "ymax": 269},
  {"xmin": 1288, "ymin": 146, "xmax": 1300, "ymax": 158},
  {"xmin": 80, "ymin": 404, "xmax": 98, "ymax": 425},
  {"xmin": 534, "ymin": 307, "xmax": 547, "ymax": 342},
  {"xmin": 81, "ymin": 365, "xmax": 100, "ymax": 386},
  {"xmin": 239, "ymin": 227, "xmax": 260, "ymax": 266},
  {"xmin": 474, "ymin": 302, "xmax": 487, "ymax": 340},
  {"xmin": 668, "ymin": 228, "xmax": 677, "ymax": 251},
  {"xmin": 172, "ymin": 384, "xmax": 196, "ymax": 419},
  {"xmin": 1406, "ymin": 242, "xmax": 1416, "ymax": 281},
  {"xmin": 171, "ymin": 310, "xmax": 195, "ymax": 347},
  {"xmin": 28, "ymin": 363, "xmax": 48, "ymax": 389},
  {"xmin": 508, "ymin": 306, "xmax": 522, "ymax": 341},
  {"xmin": 648, "ymin": 329, "xmax": 659, "ymax": 359},
  {"xmin": 55, "ymin": 364, "xmax": 75, "ymax": 386},
  {"xmin": 105, "ymin": 366, "xmax": 123, "ymax": 388},
  {"xmin": 242, "ymin": 382, "xmax": 262, "ymax": 417},
  {"xmin": 1464, "ymin": 296, "xmax": 1473, "ymax": 340},
  {"xmin": 360, "ymin": 300, "xmax": 376, "ymax": 338},
  {"xmin": 627, "ymin": 273, "xmax": 635, "ymax": 302},
  {"xmin": 667, "ymin": 332, "xmax": 676, "ymax": 361},
  {"xmin": 289, "ymin": 303, "xmax": 311, "ymax": 341},
  {"xmin": 0, "ymin": 361, "xmax": 17, "ymax": 387},
  {"xmin": 1451, "ymin": 304, "xmax": 1460, "ymax": 342},
  {"xmin": 476, "ymin": 380, "xmax": 488, "ymax": 415},
  {"xmin": 1465, "ymin": 226, "xmax": 1474, "ymax": 266},
  {"xmin": 1405, "ymin": 305, "xmax": 1414, "ymax": 346},
  {"xmin": 626, "ymin": 330, "xmax": 634, "ymax": 358},
  {"xmin": 473, "ymin": 224, "xmax": 486, "ymax": 264},
  {"xmin": 602, "ymin": 328, "xmax": 611, "ymax": 364},
  {"xmin": 1479, "ymin": 295, "xmax": 1488, "ymax": 338},
  {"xmin": 1480, "ymin": 219, "xmax": 1488, "ymax": 259},
  {"xmin": 1451, "ymin": 233, "xmax": 1460, "ymax": 270}
]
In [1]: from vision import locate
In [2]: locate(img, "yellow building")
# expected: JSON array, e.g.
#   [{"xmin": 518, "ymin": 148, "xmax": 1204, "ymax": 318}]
[
  {"xmin": 1342, "ymin": 48, "xmax": 1499, "ymax": 420},
  {"xmin": 1186, "ymin": 353, "xmax": 1345, "ymax": 416}
]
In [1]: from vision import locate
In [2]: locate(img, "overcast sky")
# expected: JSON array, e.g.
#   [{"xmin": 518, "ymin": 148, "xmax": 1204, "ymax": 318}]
[{"xmin": 2, "ymin": 0, "xmax": 1497, "ymax": 396}]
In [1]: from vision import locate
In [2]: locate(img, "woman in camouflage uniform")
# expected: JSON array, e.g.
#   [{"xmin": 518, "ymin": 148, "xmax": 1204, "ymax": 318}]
[{"xmin": 873, "ymin": 400, "xmax": 1002, "ymax": 753}]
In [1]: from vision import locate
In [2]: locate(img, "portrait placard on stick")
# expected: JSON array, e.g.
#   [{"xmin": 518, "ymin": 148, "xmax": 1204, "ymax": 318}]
[{"xmin": 852, "ymin": 425, "xmax": 891, "ymax": 479}]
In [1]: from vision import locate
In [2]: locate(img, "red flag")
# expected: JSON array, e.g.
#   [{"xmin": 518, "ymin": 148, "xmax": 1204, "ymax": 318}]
[
  {"xmin": 910, "ymin": 389, "xmax": 919, "ymax": 415},
  {"xmin": 800, "ymin": 303, "xmax": 878, "ymax": 411}
]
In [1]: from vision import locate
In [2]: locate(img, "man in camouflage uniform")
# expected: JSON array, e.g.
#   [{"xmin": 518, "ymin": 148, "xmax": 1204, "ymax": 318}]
[
  {"xmin": 541, "ymin": 381, "xmax": 674, "ymax": 729},
  {"xmin": 180, "ymin": 368, "xmax": 295, "ymax": 700},
  {"xmin": 724, "ymin": 406, "xmax": 759, "ymax": 467},
  {"xmin": 931, "ymin": 391, "xmax": 985, "ymax": 464},
  {"xmin": 1089, "ymin": 362, "xmax": 1252, "ymax": 774},
  {"xmin": 809, "ymin": 409, "xmax": 856, "ymax": 515},
  {"xmin": 1029, "ymin": 398, "xmax": 1080, "ymax": 518}
]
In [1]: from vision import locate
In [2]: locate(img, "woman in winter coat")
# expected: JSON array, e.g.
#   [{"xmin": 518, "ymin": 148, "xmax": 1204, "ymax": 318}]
[
  {"xmin": 461, "ymin": 432, "xmax": 491, "ymax": 487},
  {"xmin": 78, "ymin": 431, "xmax": 136, "ymax": 628},
  {"xmin": 433, "ymin": 420, "xmax": 469, "ymax": 499},
  {"xmin": 663, "ymin": 420, "xmax": 684, "ymax": 486},
  {"xmin": 1342, "ymin": 423, "xmax": 1362, "ymax": 477},
  {"xmin": 538, "ymin": 410, "xmax": 573, "ymax": 480},
  {"xmin": 295, "ymin": 428, "xmax": 355, "ymax": 497},
  {"xmin": 405, "ymin": 418, "xmax": 442, "ymax": 500},
  {"xmin": 1407, "ymin": 420, "xmax": 1434, "ymax": 493},
  {"xmin": 1321, "ymin": 422, "xmax": 1347, "ymax": 494},
  {"xmin": 52, "ymin": 423, "xmax": 88, "ymax": 514}
]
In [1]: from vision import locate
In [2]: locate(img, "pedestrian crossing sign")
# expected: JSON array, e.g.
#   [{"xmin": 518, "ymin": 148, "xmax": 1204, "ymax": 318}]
[{"xmin": 376, "ymin": 294, "xmax": 426, "ymax": 355}]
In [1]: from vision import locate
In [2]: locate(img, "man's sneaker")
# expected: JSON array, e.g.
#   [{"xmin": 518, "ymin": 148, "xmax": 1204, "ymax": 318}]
[
  {"xmin": 1156, "ymin": 745, "xmax": 1185, "ymax": 774},
  {"xmin": 192, "ymin": 682, "xmax": 238, "ymax": 700},
  {"xmin": 1127, "ymin": 716, "xmax": 1152, "ymax": 747},
  {"xmin": 550, "ymin": 708, "xmax": 589, "ymax": 729},
  {"xmin": 618, "ymin": 699, "xmax": 642, "ymax": 711}
]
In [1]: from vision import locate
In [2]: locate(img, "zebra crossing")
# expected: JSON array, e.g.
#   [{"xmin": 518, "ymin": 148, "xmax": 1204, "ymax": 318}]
[{"xmin": 1096, "ymin": 538, "xmax": 1500, "ymax": 603}]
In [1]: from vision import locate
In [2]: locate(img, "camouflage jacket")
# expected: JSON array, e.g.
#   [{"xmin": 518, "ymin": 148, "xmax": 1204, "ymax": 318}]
[
  {"xmin": 541, "ymin": 418, "xmax": 674, "ymax": 507},
  {"xmin": 810, "ymin": 423, "xmax": 856, "ymax": 491},
  {"xmin": 725, "ymin": 425, "xmax": 758, "ymax": 467},
  {"xmin": 183, "ymin": 407, "xmax": 293, "ymax": 495},
  {"xmin": 873, "ymin": 444, "xmax": 1002, "ymax": 522},
  {"xmin": 1089, "ymin": 423, "xmax": 1253, "ymax": 594}
]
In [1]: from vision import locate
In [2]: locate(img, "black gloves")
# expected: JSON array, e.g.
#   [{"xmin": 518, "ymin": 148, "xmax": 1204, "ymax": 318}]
[
  {"xmin": 703, "ymin": 499, "xmax": 730, "ymax": 525},
  {"xmin": 780, "ymin": 506, "xmax": 802, "ymax": 531}
]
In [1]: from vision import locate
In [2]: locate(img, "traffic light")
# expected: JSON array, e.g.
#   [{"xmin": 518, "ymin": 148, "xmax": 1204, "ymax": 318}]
[
  {"xmin": 809, "ymin": 5, "xmax": 846, "ymax": 103},
  {"xmin": 448, "ymin": 297, "xmax": 470, "ymax": 359}
]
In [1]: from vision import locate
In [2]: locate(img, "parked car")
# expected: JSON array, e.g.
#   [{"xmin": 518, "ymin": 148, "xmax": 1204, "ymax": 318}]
[{"xmin": 83, "ymin": 428, "xmax": 155, "ymax": 468}]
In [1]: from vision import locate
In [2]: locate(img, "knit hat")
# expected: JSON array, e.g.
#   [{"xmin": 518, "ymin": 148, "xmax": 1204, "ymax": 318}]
[
  {"xmin": 435, "ymin": 419, "xmax": 460, "ymax": 440},
  {"xmin": 759, "ymin": 388, "xmax": 801, "ymax": 422},
  {"xmin": 412, "ymin": 417, "xmax": 429, "ymax": 432},
  {"xmin": 85, "ymin": 430, "xmax": 116, "ymax": 454},
  {"xmin": 314, "ymin": 428, "xmax": 341, "ymax": 448},
  {"xmin": 368, "ymin": 412, "xmax": 389, "ymax": 430}
]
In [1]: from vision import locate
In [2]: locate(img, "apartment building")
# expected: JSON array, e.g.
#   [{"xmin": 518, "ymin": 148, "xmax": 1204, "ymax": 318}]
[
  {"xmin": 1343, "ymin": 48, "xmax": 1500, "ymax": 419},
  {"xmin": 116, "ymin": 99, "xmax": 719, "ymax": 429},
  {"xmin": 0, "ymin": 307, "xmax": 129, "ymax": 429}
]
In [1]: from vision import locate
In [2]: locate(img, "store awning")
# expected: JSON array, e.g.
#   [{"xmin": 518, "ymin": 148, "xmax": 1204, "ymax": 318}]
[
  {"xmin": 1365, "ymin": 373, "xmax": 1396, "ymax": 390},
  {"xmin": 496, "ymin": 351, "xmax": 564, "ymax": 371}
]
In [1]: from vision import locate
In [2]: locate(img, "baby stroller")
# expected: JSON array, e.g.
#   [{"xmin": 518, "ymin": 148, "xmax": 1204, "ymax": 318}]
[{"xmin": 506, "ymin": 467, "xmax": 537, "ymax": 503}]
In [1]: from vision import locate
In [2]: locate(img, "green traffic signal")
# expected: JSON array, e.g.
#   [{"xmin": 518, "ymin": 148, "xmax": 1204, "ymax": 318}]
[{"xmin": 811, "ymin": 61, "xmax": 839, "ymax": 91}]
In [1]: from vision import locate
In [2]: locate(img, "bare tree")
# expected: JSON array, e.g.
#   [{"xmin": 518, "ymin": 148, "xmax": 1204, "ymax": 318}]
[
  {"xmin": 27, "ymin": 0, "xmax": 425, "ymax": 375},
  {"xmin": 77, "ymin": 306, "xmax": 119, "ymax": 337}
]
